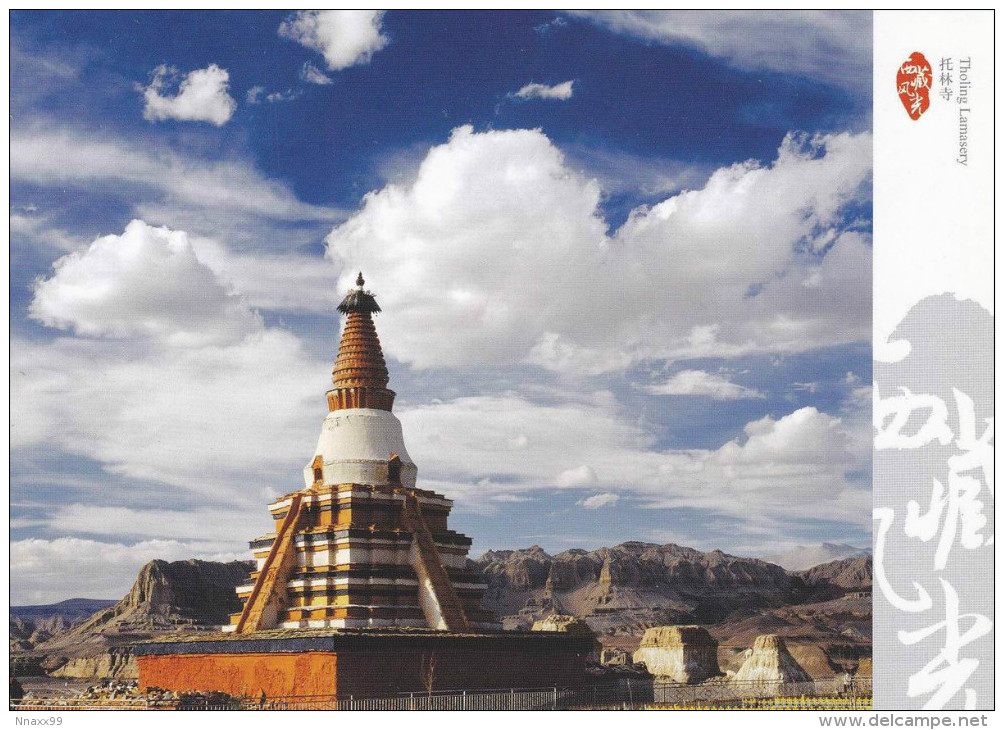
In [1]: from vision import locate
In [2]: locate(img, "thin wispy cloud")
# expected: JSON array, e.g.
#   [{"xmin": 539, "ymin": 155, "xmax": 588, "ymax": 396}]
[
  {"xmin": 579, "ymin": 493, "xmax": 620, "ymax": 509},
  {"xmin": 534, "ymin": 17, "xmax": 568, "ymax": 34},
  {"xmin": 400, "ymin": 396, "xmax": 869, "ymax": 525},
  {"xmin": 644, "ymin": 370, "xmax": 765, "ymax": 400},
  {"xmin": 571, "ymin": 10, "xmax": 871, "ymax": 89},
  {"xmin": 511, "ymin": 80, "xmax": 574, "ymax": 101},
  {"xmin": 246, "ymin": 85, "xmax": 265, "ymax": 104},
  {"xmin": 9, "ymin": 125, "xmax": 341, "ymax": 224},
  {"xmin": 246, "ymin": 85, "xmax": 305, "ymax": 105},
  {"xmin": 266, "ymin": 88, "xmax": 302, "ymax": 103},
  {"xmin": 300, "ymin": 60, "xmax": 333, "ymax": 85}
]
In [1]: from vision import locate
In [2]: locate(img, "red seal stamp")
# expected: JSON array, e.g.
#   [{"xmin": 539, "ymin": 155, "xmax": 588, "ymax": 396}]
[{"xmin": 897, "ymin": 52, "xmax": 933, "ymax": 120}]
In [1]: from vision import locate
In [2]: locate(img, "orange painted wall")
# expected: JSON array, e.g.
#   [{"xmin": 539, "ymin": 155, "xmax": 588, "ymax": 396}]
[
  {"xmin": 137, "ymin": 652, "xmax": 336, "ymax": 698},
  {"xmin": 137, "ymin": 636, "xmax": 591, "ymax": 699}
]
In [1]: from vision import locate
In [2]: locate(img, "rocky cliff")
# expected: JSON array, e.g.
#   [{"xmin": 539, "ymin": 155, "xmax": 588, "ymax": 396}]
[
  {"xmin": 479, "ymin": 547, "xmax": 871, "ymax": 679},
  {"xmin": 39, "ymin": 558, "xmax": 251, "ymax": 653},
  {"xmin": 13, "ymin": 559, "xmax": 252, "ymax": 679}
]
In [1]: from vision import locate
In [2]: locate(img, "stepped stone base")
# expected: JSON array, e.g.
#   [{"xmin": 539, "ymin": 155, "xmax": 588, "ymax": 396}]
[{"xmin": 134, "ymin": 628, "xmax": 593, "ymax": 699}]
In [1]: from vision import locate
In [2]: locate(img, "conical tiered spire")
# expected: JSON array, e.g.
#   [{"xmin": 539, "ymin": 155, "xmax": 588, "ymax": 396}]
[{"xmin": 327, "ymin": 273, "xmax": 396, "ymax": 412}]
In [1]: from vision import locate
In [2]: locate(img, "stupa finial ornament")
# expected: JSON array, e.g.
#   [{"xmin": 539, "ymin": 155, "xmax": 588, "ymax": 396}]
[{"xmin": 337, "ymin": 273, "xmax": 381, "ymax": 315}]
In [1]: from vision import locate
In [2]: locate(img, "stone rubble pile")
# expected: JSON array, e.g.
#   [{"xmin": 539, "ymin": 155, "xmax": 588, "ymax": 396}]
[{"xmin": 13, "ymin": 679, "xmax": 245, "ymax": 709}]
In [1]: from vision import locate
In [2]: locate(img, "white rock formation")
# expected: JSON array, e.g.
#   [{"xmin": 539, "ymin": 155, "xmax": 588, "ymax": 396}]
[
  {"xmin": 732, "ymin": 634, "xmax": 812, "ymax": 683},
  {"xmin": 633, "ymin": 625, "xmax": 721, "ymax": 684}
]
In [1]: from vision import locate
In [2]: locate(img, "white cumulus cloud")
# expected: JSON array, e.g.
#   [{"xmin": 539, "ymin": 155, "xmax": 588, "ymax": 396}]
[
  {"xmin": 326, "ymin": 125, "xmax": 871, "ymax": 373},
  {"xmin": 279, "ymin": 10, "xmax": 389, "ymax": 71},
  {"xmin": 30, "ymin": 220, "xmax": 261, "ymax": 347},
  {"xmin": 512, "ymin": 80, "xmax": 575, "ymax": 100},
  {"xmin": 645, "ymin": 369, "xmax": 764, "ymax": 399},
  {"xmin": 140, "ymin": 64, "xmax": 237, "ymax": 126},
  {"xmin": 14, "ymin": 220, "xmax": 333, "ymax": 501}
]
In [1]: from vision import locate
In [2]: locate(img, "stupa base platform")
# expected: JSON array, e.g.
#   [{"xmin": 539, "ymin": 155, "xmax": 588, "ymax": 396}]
[{"xmin": 134, "ymin": 627, "xmax": 594, "ymax": 699}]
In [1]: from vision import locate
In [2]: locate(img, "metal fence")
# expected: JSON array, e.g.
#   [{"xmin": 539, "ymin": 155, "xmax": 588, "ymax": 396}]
[
  {"xmin": 335, "ymin": 688, "xmax": 567, "ymax": 711},
  {"xmin": 12, "ymin": 677, "xmax": 873, "ymax": 711},
  {"xmin": 647, "ymin": 677, "xmax": 872, "ymax": 707}
]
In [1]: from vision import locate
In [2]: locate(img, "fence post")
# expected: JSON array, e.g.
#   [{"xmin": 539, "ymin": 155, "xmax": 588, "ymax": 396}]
[{"xmin": 553, "ymin": 686, "xmax": 557, "ymax": 710}]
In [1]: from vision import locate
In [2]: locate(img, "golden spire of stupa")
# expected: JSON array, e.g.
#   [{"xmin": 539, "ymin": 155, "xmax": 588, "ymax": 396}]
[{"xmin": 327, "ymin": 273, "xmax": 396, "ymax": 412}]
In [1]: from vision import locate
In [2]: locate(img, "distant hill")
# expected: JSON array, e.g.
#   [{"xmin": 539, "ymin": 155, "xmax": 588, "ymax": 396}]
[
  {"xmin": 797, "ymin": 555, "xmax": 872, "ymax": 599},
  {"xmin": 11, "ymin": 599, "xmax": 117, "ymax": 662},
  {"xmin": 11, "ymin": 598, "xmax": 117, "ymax": 623},
  {"xmin": 765, "ymin": 543, "xmax": 870, "ymax": 571}
]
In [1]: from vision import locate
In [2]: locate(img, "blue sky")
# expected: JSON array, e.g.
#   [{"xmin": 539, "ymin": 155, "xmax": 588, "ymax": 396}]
[{"xmin": 10, "ymin": 10, "xmax": 873, "ymax": 603}]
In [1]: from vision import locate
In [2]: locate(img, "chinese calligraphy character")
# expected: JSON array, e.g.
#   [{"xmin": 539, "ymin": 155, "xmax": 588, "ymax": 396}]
[
  {"xmin": 899, "ymin": 580, "xmax": 992, "ymax": 709},
  {"xmin": 939, "ymin": 57, "xmax": 954, "ymax": 101}
]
